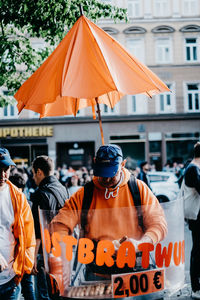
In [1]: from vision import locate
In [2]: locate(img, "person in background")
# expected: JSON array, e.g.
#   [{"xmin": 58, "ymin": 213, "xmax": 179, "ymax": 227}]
[
  {"xmin": 137, "ymin": 161, "xmax": 152, "ymax": 189},
  {"xmin": 0, "ymin": 148, "xmax": 35, "ymax": 299},
  {"xmin": 162, "ymin": 162, "xmax": 171, "ymax": 172},
  {"xmin": 10, "ymin": 167, "xmax": 30, "ymax": 201},
  {"xmin": 9, "ymin": 171, "xmax": 36, "ymax": 300},
  {"xmin": 67, "ymin": 174, "xmax": 82, "ymax": 196},
  {"xmin": 184, "ymin": 142, "xmax": 200, "ymax": 299},
  {"xmin": 171, "ymin": 162, "xmax": 180, "ymax": 178},
  {"xmin": 30, "ymin": 155, "xmax": 68, "ymax": 300}
]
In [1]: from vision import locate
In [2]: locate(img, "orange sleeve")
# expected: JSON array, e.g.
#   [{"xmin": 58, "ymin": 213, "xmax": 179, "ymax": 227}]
[{"xmin": 51, "ymin": 186, "xmax": 84, "ymax": 235}]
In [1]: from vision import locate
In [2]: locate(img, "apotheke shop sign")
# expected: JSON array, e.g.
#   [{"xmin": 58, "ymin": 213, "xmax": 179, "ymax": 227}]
[{"xmin": 0, "ymin": 126, "xmax": 53, "ymax": 138}]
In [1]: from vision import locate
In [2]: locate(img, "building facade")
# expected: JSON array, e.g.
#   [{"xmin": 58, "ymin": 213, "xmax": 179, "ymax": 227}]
[{"xmin": 0, "ymin": 0, "xmax": 200, "ymax": 170}]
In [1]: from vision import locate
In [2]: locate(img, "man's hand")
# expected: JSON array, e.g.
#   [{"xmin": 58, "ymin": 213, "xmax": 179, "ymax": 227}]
[
  {"xmin": 112, "ymin": 239, "xmax": 121, "ymax": 251},
  {"xmin": 32, "ymin": 257, "xmax": 38, "ymax": 275},
  {"xmin": 128, "ymin": 235, "xmax": 153, "ymax": 252},
  {"xmin": 32, "ymin": 238, "xmax": 41, "ymax": 275},
  {"xmin": 112, "ymin": 235, "xmax": 153, "ymax": 252},
  {"xmin": 0, "ymin": 253, "xmax": 8, "ymax": 272},
  {"xmin": 112, "ymin": 236, "xmax": 128, "ymax": 251}
]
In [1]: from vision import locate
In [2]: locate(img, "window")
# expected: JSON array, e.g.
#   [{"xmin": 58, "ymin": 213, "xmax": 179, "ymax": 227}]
[
  {"xmin": 102, "ymin": 27, "xmax": 119, "ymax": 35},
  {"xmin": 186, "ymin": 84, "xmax": 200, "ymax": 112},
  {"xmin": 182, "ymin": 0, "xmax": 198, "ymax": 16},
  {"xmin": 126, "ymin": 39, "xmax": 145, "ymax": 63},
  {"xmin": 63, "ymin": 108, "xmax": 85, "ymax": 118},
  {"xmin": 154, "ymin": 0, "xmax": 169, "ymax": 17},
  {"xmin": 3, "ymin": 104, "xmax": 17, "ymax": 118},
  {"xmin": 100, "ymin": 103, "xmax": 119, "ymax": 115},
  {"xmin": 131, "ymin": 96, "xmax": 137, "ymax": 113},
  {"xmin": 156, "ymin": 84, "xmax": 175, "ymax": 113},
  {"xmin": 185, "ymin": 38, "xmax": 198, "ymax": 62},
  {"xmin": 180, "ymin": 25, "xmax": 200, "ymax": 33},
  {"xmin": 127, "ymin": 94, "xmax": 148, "ymax": 115},
  {"xmin": 31, "ymin": 41, "xmax": 45, "ymax": 51},
  {"xmin": 156, "ymin": 38, "xmax": 172, "ymax": 64},
  {"xmin": 124, "ymin": 26, "xmax": 146, "ymax": 34},
  {"xmin": 127, "ymin": 0, "xmax": 141, "ymax": 18},
  {"xmin": 152, "ymin": 26, "xmax": 175, "ymax": 34}
]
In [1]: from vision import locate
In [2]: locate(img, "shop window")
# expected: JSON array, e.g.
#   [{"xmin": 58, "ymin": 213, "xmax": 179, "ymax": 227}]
[
  {"xmin": 182, "ymin": 0, "xmax": 198, "ymax": 16},
  {"xmin": 186, "ymin": 83, "xmax": 200, "ymax": 112},
  {"xmin": 185, "ymin": 38, "xmax": 198, "ymax": 62},
  {"xmin": 156, "ymin": 38, "xmax": 172, "ymax": 64},
  {"xmin": 166, "ymin": 139, "xmax": 197, "ymax": 164}
]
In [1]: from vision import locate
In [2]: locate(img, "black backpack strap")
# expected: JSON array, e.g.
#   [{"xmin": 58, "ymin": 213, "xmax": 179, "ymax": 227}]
[
  {"xmin": 81, "ymin": 181, "xmax": 94, "ymax": 234},
  {"xmin": 71, "ymin": 181, "xmax": 94, "ymax": 284},
  {"xmin": 128, "ymin": 175, "xmax": 144, "ymax": 232}
]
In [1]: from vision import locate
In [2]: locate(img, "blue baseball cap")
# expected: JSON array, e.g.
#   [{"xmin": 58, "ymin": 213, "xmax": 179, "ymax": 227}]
[
  {"xmin": 0, "ymin": 148, "xmax": 16, "ymax": 168},
  {"xmin": 93, "ymin": 144, "xmax": 123, "ymax": 178}
]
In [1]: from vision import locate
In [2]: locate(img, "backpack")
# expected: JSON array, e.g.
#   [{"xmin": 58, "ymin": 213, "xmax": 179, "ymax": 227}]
[
  {"xmin": 178, "ymin": 178, "xmax": 200, "ymax": 220},
  {"xmin": 81, "ymin": 175, "xmax": 144, "ymax": 234}
]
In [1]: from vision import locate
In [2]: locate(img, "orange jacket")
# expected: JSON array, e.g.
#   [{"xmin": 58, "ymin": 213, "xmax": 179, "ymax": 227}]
[
  {"xmin": 7, "ymin": 180, "xmax": 36, "ymax": 283},
  {"xmin": 52, "ymin": 169, "xmax": 167, "ymax": 244}
]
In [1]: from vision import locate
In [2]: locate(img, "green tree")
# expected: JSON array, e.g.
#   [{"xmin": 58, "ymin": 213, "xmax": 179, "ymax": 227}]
[{"xmin": 0, "ymin": 0, "xmax": 127, "ymax": 106}]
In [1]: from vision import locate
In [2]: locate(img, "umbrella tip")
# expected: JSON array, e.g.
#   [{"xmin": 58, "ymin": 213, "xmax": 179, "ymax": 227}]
[{"xmin": 79, "ymin": 5, "xmax": 84, "ymax": 16}]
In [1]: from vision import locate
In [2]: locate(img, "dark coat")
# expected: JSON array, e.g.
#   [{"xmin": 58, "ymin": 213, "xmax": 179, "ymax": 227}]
[{"xmin": 31, "ymin": 175, "xmax": 69, "ymax": 240}]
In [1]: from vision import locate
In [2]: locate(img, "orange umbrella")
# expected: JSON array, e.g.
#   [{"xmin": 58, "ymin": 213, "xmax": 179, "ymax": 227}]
[{"xmin": 14, "ymin": 14, "xmax": 170, "ymax": 144}]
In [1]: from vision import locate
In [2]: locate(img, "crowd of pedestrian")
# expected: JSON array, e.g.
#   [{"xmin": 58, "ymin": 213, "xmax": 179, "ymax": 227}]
[{"xmin": 7, "ymin": 158, "xmax": 186, "ymax": 201}]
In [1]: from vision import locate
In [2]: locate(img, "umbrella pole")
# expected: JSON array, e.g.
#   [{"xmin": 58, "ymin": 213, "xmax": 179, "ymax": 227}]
[{"xmin": 95, "ymin": 97, "xmax": 105, "ymax": 145}]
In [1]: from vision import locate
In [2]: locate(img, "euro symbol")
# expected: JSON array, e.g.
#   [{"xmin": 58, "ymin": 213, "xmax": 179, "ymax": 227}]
[{"xmin": 153, "ymin": 271, "xmax": 162, "ymax": 289}]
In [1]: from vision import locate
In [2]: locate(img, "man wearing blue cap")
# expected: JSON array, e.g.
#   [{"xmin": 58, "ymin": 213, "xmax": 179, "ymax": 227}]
[
  {"xmin": 52, "ymin": 144, "xmax": 167, "ymax": 281},
  {"xmin": 0, "ymin": 148, "xmax": 36, "ymax": 299}
]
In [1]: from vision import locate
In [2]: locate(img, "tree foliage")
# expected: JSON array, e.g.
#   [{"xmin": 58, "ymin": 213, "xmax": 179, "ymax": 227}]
[{"xmin": 0, "ymin": 0, "xmax": 127, "ymax": 106}]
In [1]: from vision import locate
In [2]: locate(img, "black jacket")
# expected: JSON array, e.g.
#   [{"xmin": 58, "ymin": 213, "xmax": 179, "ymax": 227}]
[
  {"xmin": 137, "ymin": 171, "xmax": 152, "ymax": 190},
  {"xmin": 185, "ymin": 163, "xmax": 200, "ymax": 230},
  {"xmin": 31, "ymin": 175, "xmax": 69, "ymax": 240}
]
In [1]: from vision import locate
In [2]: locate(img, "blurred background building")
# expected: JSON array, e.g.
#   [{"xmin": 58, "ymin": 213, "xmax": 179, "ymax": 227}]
[{"xmin": 0, "ymin": 0, "xmax": 200, "ymax": 170}]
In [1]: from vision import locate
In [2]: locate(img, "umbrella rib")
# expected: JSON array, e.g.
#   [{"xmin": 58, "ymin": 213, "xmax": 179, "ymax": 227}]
[
  {"xmin": 75, "ymin": 98, "xmax": 78, "ymax": 116},
  {"xmin": 107, "ymin": 92, "xmax": 113, "ymax": 109},
  {"xmin": 146, "ymin": 91, "xmax": 152, "ymax": 99}
]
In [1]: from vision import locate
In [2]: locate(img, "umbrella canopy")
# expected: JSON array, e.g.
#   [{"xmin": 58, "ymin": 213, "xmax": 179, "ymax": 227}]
[{"xmin": 14, "ymin": 15, "xmax": 170, "ymax": 144}]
